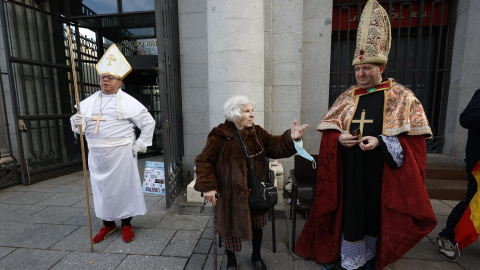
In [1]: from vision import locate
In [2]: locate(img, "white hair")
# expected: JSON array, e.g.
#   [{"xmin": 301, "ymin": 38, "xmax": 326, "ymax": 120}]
[{"xmin": 223, "ymin": 95, "xmax": 256, "ymax": 123}]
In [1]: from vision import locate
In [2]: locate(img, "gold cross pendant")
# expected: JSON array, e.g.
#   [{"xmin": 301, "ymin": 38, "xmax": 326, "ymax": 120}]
[
  {"xmin": 351, "ymin": 109, "xmax": 373, "ymax": 139},
  {"xmin": 91, "ymin": 110, "xmax": 106, "ymax": 134}
]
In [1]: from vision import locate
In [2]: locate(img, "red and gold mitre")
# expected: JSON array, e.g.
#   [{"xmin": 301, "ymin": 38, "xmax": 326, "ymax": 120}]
[{"xmin": 352, "ymin": 0, "xmax": 391, "ymax": 66}]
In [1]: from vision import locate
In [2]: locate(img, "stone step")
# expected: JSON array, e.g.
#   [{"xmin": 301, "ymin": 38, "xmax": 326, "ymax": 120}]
[
  {"xmin": 425, "ymin": 163, "xmax": 468, "ymax": 181},
  {"xmin": 425, "ymin": 179, "xmax": 467, "ymax": 200},
  {"xmin": 425, "ymin": 163, "xmax": 468, "ymax": 200}
]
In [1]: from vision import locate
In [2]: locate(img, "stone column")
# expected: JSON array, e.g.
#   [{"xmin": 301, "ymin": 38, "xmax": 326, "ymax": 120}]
[
  {"xmin": 207, "ymin": 0, "xmax": 264, "ymax": 129},
  {"xmin": 440, "ymin": 0, "xmax": 480, "ymax": 164},
  {"xmin": 301, "ymin": 0, "xmax": 333, "ymax": 154},
  {"xmin": 178, "ymin": 1, "xmax": 209, "ymax": 179},
  {"xmin": 269, "ymin": 0, "xmax": 303, "ymax": 135}
]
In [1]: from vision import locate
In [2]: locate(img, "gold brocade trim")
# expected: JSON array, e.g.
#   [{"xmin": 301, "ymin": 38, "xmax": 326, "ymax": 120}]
[
  {"xmin": 352, "ymin": 56, "xmax": 389, "ymax": 66},
  {"xmin": 383, "ymin": 88, "xmax": 387, "ymax": 135},
  {"xmin": 358, "ymin": 0, "xmax": 374, "ymax": 56},
  {"xmin": 471, "ymin": 167, "xmax": 480, "ymax": 234},
  {"xmin": 384, "ymin": 126, "xmax": 432, "ymax": 137},
  {"xmin": 352, "ymin": 80, "xmax": 392, "ymax": 97},
  {"xmin": 318, "ymin": 80, "xmax": 432, "ymax": 137},
  {"xmin": 347, "ymin": 96, "xmax": 360, "ymax": 133},
  {"xmin": 98, "ymin": 71, "xmax": 123, "ymax": 80},
  {"xmin": 317, "ymin": 122, "xmax": 345, "ymax": 133}
]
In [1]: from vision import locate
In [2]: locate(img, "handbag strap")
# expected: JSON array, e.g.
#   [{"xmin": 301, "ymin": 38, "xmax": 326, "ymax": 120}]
[{"xmin": 233, "ymin": 125, "xmax": 254, "ymax": 171}]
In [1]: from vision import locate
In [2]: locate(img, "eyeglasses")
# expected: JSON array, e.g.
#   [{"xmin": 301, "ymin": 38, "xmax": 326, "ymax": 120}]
[
  {"xmin": 99, "ymin": 75, "xmax": 119, "ymax": 81},
  {"xmin": 239, "ymin": 130, "xmax": 264, "ymax": 158},
  {"xmin": 244, "ymin": 139, "xmax": 264, "ymax": 158}
]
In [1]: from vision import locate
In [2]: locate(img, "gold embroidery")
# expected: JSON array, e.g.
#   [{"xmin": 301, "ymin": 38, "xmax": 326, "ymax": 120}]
[{"xmin": 319, "ymin": 79, "xmax": 432, "ymax": 137}]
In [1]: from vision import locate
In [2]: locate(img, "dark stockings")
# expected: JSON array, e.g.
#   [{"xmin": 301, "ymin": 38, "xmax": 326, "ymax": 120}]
[
  {"xmin": 121, "ymin": 217, "xmax": 132, "ymax": 227},
  {"xmin": 251, "ymin": 228, "xmax": 263, "ymax": 261},
  {"xmin": 103, "ymin": 217, "xmax": 132, "ymax": 228},
  {"xmin": 226, "ymin": 249, "xmax": 237, "ymax": 268},
  {"xmin": 103, "ymin": 220, "xmax": 115, "ymax": 227}
]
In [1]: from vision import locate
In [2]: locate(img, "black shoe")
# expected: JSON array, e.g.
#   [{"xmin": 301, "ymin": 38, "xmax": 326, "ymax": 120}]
[
  {"xmin": 226, "ymin": 265, "xmax": 237, "ymax": 270},
  {"xmin": 321, "ymin": 257, "xmax": 343, "ymax": 270},
  {"xmin": 226, "ymin": 249, "xmax": 237, "ymax": 269},
  {"xmin": 251, "ymin": 257, "xmax": 267, "ymax": 270},
  {"xmin": 363, "ymin": 258, "xmax": 375, "ymax": 270}
]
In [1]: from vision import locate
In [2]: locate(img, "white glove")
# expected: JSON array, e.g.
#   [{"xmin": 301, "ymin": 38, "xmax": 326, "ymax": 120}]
[
  {"xmin": 132, "ymin": 142, "xmax": 146, "ymax": 157},
  {"xmin": 72, "ymin": 114, "xmax": 85, "ymax": 127}
]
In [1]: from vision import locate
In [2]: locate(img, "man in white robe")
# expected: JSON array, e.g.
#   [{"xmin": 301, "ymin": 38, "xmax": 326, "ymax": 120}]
[{"xmin": 70, "ymin": 45, "xmax": 155, "ymax": 243}]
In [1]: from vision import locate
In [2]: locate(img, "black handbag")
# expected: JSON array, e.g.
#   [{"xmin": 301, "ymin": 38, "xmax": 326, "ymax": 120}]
[{"xmin": 234, "ymin": 126, "xmax": 278, "ymax": 211}]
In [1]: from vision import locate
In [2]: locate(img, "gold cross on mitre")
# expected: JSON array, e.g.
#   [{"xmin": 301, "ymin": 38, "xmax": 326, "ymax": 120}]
[
  {"xmin": 106, "ymin": 54, "xmax": 116, "ymax": 66},
  {"xmin": 91, "ymin": 111, "xmax": 106, "ymax": 134},
  {"xmin": 351, "ymin": 109, "xmax": 373, "ymax": 139},
  {"xmin": 95, "ymin": 44, "xmax": 132, "ymax": 81}
]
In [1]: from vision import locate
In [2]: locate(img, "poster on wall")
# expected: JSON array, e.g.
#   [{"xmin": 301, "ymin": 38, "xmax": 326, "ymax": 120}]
[{"xmin": 142, "ymin": 161, "xmax": 166, "ymax": 195}]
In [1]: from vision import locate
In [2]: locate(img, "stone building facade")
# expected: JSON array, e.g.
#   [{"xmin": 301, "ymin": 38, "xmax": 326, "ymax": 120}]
[
  {"xmin": 179, "ymin": 0, "xmax": 480, "ymax": 180},
  {"xmin": 0, "ymin": 0, "xmax": 479, "ymax": 186}
]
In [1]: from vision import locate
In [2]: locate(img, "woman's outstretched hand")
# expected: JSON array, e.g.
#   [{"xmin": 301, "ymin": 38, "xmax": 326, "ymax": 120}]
[{"xmin": 291, "ymin": 120, "xmax": 308, "ymax": 140}]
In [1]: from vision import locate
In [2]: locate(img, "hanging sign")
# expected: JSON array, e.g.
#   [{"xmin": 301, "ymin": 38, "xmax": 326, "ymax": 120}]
[{"xmin": 332, "ymin": 0, "xmax": 449, "ymax": 31}]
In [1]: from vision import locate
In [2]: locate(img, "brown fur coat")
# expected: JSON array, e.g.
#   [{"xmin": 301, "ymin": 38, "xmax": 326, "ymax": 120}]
[{"xmin": 194, "ymin": 120, "xmax": 296, "ymax": 240}]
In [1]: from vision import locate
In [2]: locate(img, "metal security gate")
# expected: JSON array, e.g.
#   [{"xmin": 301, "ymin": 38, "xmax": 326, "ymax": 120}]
[
  {"xmin": 1, "ymin": 0, "xmax": 84, "ymax": 183},
  {"xmin": 330, "ymin": 0, "xmax": 456, "ymax": 153},
  {"xmin": 155, "ymin": 0, "xmax": 183, "ymax": 208},
  {"xmin": 0, "ymin": 55, "xmax": 20, "ymax": 187}
]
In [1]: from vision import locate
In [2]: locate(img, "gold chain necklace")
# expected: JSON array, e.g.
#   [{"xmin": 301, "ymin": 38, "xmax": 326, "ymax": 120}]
[
  {"xmin": 99, "ymin": 92, "xmax": 116, "ymax": 111},
  {"xmin": 91, "ymin": 92, "xmax": 116, "ymax": 134}
]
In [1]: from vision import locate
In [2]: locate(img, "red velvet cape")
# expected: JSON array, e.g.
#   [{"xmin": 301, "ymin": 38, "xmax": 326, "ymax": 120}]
[{"xmin": 294, "ymin": 130, "xmax": 437, "ymax": 269}]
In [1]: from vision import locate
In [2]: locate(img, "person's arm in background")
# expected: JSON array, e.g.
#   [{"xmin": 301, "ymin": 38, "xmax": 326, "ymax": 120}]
[{"xmin": 460, "ymin": 89, "xmax": 480, "ymax": 131}]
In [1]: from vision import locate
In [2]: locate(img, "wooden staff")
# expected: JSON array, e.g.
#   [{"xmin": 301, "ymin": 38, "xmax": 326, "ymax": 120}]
[{"xmin": 66, "ymin": 25, "xmax": 94, "ymax": 253}]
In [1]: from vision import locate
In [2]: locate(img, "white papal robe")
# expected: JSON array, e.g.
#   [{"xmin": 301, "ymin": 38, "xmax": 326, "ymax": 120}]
[{"xmin": 71, "ymin": 89, "xmax": 155, "ymax": 221}]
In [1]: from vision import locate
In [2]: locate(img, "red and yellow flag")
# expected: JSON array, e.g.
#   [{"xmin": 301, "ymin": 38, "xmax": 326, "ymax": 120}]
[{"xmin": 454, "ymin": 161, "xmax": 480, "ymax": 251}]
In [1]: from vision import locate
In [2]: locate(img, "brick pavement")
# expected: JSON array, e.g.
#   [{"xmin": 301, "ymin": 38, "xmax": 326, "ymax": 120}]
[{"xmin": 0, "ymin": 162, "xmax": 478, "ymax": 269}]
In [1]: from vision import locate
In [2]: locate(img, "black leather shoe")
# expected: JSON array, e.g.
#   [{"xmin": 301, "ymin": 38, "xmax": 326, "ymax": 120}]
[
  {"xmin": 226, "ymin": 265, "xmax": 237, "ymax": 270},
  {"xmin": 251, "ymin": 258, "xmax": 267, "ymax": 270}
]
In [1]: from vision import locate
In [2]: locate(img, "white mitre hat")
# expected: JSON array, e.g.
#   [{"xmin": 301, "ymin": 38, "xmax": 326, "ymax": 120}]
[{"xmin": 95, "ymin": 44, "xmax": 132, "ymax": 80}]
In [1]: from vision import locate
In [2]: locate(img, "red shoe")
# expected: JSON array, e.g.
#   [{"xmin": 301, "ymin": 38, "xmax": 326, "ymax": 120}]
[
  {"xmin": 92, "ymin": 224, "xmax": 117, "ymax": 243},
  {"xmin": 122, "ymin": 225, "xmax": 135, "ymax": 243}
]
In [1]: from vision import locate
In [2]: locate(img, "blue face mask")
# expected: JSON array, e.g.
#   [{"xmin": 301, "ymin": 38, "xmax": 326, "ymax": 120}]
[{"xmin": 293, "ymin": 140, "xmax": 316, "ymax": 169}]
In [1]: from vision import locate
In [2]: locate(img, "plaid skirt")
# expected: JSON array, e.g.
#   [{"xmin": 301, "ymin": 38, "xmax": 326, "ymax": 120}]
[{"xmin": 221, "ymin": 214, "xmax": 267, "ymax": 252}]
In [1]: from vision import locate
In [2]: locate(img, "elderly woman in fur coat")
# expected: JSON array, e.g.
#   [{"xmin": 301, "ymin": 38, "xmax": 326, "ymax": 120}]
[{"xmin": 194, "ymin": 95, "xmax": 308, "ymax": 270}]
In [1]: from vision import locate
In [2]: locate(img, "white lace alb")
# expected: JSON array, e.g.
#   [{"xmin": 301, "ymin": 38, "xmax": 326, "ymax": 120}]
[
  {"xmin": 340, "ymin": 234, "xmax": 377, "ymax": 270},
  {"xmin": 380, "ymin": 135, "xmax": 404, "ymax": 167}
]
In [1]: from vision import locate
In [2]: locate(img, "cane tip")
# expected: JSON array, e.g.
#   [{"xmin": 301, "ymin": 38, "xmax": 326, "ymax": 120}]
[{"xmin": 90, "ymin": 247, "xmax": 94, "ymax": 253}]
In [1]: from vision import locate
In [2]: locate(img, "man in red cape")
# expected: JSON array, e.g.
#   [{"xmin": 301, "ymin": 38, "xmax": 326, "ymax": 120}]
[{"xmin": 294, "ymin": 1, "xmax": 437, "ymax": 269}]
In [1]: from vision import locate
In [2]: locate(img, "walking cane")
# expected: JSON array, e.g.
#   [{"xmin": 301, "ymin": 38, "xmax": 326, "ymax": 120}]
[
  {"xmin": 213, "ymin": 204, "xmax": 217, "ymax": 270},
  {"xmin": 201, "ymin": 193, "xmax": 219, "ymax": 270},
  {"xmin": 66, "ymin": 25, "xmax": 94, "ymax": 253}
]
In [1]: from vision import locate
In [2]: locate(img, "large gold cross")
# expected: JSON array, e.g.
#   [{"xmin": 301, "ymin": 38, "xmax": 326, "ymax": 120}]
[
  {"xmin": 351, "ymin": 109, "xmax": 373, "ymax": 139},
  {"xmin": 106, "ymin": 54, "xmax": 117, "ymax": 66},
  {"xmin": 91, "ymin": 110, "xmax": 106, "ymax": 134}
]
